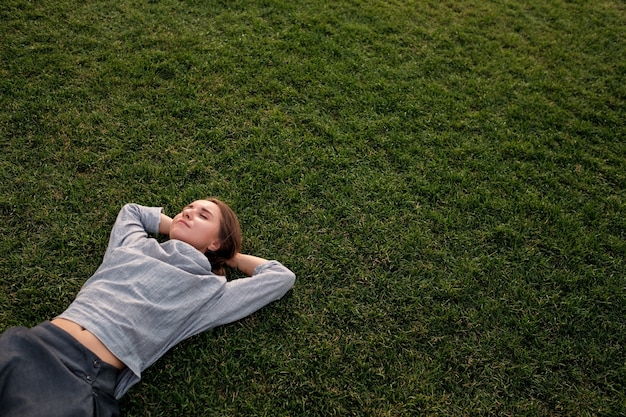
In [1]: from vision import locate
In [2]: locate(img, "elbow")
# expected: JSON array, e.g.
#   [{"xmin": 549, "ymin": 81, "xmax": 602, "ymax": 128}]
[
  {"xmin": 286, "ymin": 270, "xmax": 296, "ymax": 290},
  {"xmin": 276, "ymin": 270, "xmax": 296, "ymax": 300}
]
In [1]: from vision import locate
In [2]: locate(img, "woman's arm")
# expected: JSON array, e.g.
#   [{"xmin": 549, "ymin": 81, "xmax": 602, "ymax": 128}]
[
  {"xmin": 159, "ymin": 213, "xmax": 173, "ymax": 236},
  {"xmin": 103, "ymin": 204, "xmax": 163, "ymax": 260},
  {"xmin": 201, "ymin": 260, "xmax": 296, "ymax": 329},
  {"xmin": 226, "ymin": 253, "xmax": 268, "ymax": 276}
]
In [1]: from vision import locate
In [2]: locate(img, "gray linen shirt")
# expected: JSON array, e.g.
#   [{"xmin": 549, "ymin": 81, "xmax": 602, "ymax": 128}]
[{"xmin": 57, "ymin": 204, "xmax": 296, "ymax": 399}]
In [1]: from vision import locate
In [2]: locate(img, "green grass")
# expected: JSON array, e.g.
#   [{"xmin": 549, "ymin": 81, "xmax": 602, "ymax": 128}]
[{"xmin": 1, "ymin": 0, "xmax": 624, "ymax": 415}]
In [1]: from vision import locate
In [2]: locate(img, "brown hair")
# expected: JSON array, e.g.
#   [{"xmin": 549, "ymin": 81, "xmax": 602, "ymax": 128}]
[{"xmin": 204, "ymin": 197, "xmax": 242, "ymax": 275}]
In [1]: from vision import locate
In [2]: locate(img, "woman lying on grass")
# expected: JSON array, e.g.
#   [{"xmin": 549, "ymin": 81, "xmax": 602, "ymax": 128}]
[{"xmin": 0, "ymin": 199, "xmax": 296, "ymax": 417}]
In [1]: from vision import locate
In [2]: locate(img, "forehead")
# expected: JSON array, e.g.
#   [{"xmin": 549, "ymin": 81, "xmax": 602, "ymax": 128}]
[{"xmin": 188, "ymin": 200, "xmax": 221, "ymax": 215}]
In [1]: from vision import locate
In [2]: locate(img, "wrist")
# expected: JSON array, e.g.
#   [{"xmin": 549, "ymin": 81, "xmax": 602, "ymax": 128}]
[
  {"xmin": 226, "ymin": 253, "xmax": 240, "ymax": 269},
  {"xmin": 159, "ymin": 214, "xmax": 173, "ymax": 235}
]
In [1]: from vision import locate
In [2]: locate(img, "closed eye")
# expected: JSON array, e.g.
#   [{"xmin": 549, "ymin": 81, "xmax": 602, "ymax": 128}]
[
  {"xmin": 200, "ymin": 208, "xmax": 214, "ymax": 219},
  {"xmin": 184, "ymin": 203, "xmax": 214, "ymax": 219}
]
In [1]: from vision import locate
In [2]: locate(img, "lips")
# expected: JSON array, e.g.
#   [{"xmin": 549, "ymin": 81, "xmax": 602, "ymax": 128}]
[{"xmin": 177, "ymin": 219, "xmax": 190, "ymax": 228}]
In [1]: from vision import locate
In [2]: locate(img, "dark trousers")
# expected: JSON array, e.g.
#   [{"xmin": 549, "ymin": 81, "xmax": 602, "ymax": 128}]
[{"xmin": 0, "ymin": 321, "xmax": 120, "ymax": 417}]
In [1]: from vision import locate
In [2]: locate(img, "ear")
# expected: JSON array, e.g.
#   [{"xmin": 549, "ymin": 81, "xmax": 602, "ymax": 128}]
[{"xmin": 207, "ymin": 240, "xmax": 221, "ymax": 252}]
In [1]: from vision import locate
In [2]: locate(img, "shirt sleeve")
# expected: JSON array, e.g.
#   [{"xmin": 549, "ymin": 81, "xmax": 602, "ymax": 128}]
[
  {"xmin": 103, "ymin": 204, "xmax": 163, "ymax": 260},
  {"xmin": 205, "ymin": 260, "xmax": 296, "ymax": 328}
]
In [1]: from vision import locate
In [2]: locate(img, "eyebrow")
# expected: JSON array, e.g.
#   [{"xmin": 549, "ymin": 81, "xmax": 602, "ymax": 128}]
[
  {"xmin": 200, "ymin": 207, "xmax": 214, "ymax": 217},
  {"xmin": 188, "ymin": 204, "xmax": 214, "ymax": 218}
]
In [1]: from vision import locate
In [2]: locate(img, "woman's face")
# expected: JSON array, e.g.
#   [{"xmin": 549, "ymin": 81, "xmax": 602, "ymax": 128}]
[{"xmin": 169, "ymin": 200, "xmax": 223, "ymax": 252}]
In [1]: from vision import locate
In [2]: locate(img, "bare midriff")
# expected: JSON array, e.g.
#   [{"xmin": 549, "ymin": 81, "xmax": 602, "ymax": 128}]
[{"xmin": 51, "ymin": 318, "xmax": 126, "ymax": 370}]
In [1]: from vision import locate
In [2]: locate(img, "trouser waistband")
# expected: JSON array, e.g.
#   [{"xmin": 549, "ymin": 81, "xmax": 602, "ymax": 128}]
[{"xmin": 31, "ymin": 321, "xmax": 119, "ymax": 396}]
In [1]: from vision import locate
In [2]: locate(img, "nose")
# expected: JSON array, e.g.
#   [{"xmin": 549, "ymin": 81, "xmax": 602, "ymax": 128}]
[{"xmin": 183, "ymin": 207, "xmax": 192, "ymax": 219}]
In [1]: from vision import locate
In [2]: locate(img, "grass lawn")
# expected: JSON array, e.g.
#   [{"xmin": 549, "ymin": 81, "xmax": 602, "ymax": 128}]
[{"xmin": 1, "ymin": 0, "xmax": 624, "ymax": 415}]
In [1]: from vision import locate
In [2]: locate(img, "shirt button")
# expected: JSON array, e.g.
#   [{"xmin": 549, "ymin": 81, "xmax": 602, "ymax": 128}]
[
  {"xmin": 93, "ymin": 360, "xmax": 101, "ymax": 368},
  {"xmin": 86, "ymin": 375, "xmax": 94, "ymax": 382}
]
